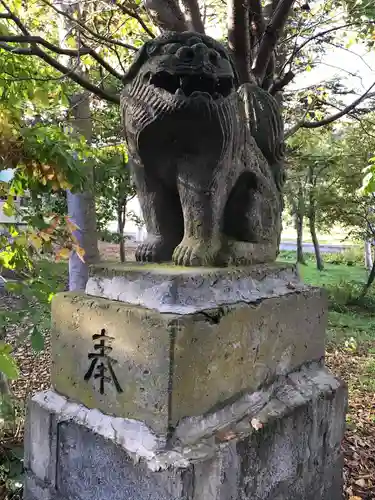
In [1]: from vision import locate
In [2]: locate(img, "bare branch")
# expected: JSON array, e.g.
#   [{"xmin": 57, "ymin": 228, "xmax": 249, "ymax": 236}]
[
  {"xmin": 143, "ymin": 0, "xmax": 188, "ymax": 32},
  {"xmin": 80, "ymin": 42, "xmax": 124, "ymax": 80},
  {"xmin": 281, "ymin": 21, "xmax": 375, "ymax": 75},
  {"xmin": 110, "ymin": 0, "xmax": 156, "ymax": 38},
  {"xmin": 286, "ymin": 81, "xmax": 375, "ymax": 137},
  {"xmin": 40, "ymin": 0, "xmax": 138, "ymax": 50},
  {"xmin": 253, "ymin": 0, "xmax": 296, "ymax": 84},
  {"xmin": 181, "ymin": 0, "xmax": 205, "ymax": 33}
]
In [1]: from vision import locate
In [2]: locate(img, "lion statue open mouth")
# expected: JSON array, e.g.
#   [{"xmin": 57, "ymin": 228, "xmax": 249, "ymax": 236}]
[{"xmin": 121, "ymin": 31, "xmax": 285, "ymax": 267}]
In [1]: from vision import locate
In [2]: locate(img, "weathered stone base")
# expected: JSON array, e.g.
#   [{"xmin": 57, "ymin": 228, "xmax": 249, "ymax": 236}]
[
  {"xmin": 24, "ymin": 363, "xmax": 347, "ymax": 500},
  {"xmin": 51, "ymin": 264, "xmax": 327, "ymax": 435}
]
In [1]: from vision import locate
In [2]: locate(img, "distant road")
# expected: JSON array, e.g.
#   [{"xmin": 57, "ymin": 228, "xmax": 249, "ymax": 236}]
[
  {"xmin": 280, "ymin": 241, "xmax": 357, "ymax": 254},
  {"xmin": 125, "ymin": 236, "xmax": 355, "ymax": 255}
]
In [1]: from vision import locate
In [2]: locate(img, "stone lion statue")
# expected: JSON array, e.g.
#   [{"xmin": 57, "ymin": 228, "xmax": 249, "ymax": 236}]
[{"xmin": 121, "ymin": 31, "xmax": 285, "ymax": 267}]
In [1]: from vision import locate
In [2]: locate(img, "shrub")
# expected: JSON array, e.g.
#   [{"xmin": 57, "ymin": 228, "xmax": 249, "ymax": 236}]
[
  {"xmin": 326, "ymin": 279, "xmax": 375, "ymax": 313},
  {"xmin": 325, "ymin": 247, "xmax": 363, "ymax": 266}
]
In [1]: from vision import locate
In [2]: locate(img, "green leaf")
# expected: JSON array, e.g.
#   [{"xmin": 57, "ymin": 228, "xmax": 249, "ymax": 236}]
[
  {"xmin": 2, "ymin": 201, "xmax": 14, "ymax": 217},
  {"xmin": 33, "ymin": 88, "xmax": 50, "ymax": 107},
  {"xmin": 30, "ymin": 326, "xmax": 45, "ymax": 352},
  {"xmin": 0, "ymin": 349, "xmax": 19, "ymax": 380}
]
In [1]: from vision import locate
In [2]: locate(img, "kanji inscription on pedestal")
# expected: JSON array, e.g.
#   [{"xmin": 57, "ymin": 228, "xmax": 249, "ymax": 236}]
[{"xmin": 84, "ymin": 328, "xmax": 123, "ymax": 395}]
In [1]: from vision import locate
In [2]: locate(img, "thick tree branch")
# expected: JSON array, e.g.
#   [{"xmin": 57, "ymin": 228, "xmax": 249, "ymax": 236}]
[
  {"xmin": 263, "ymin": 0, "xmax": 279, "ymax": 24},
  {"xmin": 181, "ymin": 0, "xmax": 205, "ymax": 33},
  {"xmin": 143, "ymin": 0, "xmax": 188, "ymax": 32},
  {"xmin": 253, "ymin": 0, "xmax": 295, "ymax": 84},
  {"xmin": 0, "ymin": 34, "xmax": 124, "ymax": 80},
  {"xmin": 0, "ymin": 42, "xmax": 120, "ymax": 104},
  {"xmin": 0, "ymin": 41, "xmax": 33, "ymax": 54},
  {"xmin": 285, "ymin": 82, "xmax": 375, "ymax": 137},
  {"xmin": 227, "ymin": 0, "xmax": 252, "ymax": 83},
  {"xmin": 269, "ymin": 69, "xmax": 295, "ymax": 93},
  {"xmin": 249, "ymin": 0, "xmax": 265, "ymax": 40}
]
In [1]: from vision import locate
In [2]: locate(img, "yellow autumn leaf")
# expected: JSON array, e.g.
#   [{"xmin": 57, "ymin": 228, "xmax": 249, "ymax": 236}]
[
  {"xmin": 56, "ymin": 247, "xmax": 70, "ymax": 260},
  {"xmin": 75, "ymin": 245, "xmax": 86, "ymax": 263},
  {"xmin": 65, "ymin": 217, "xmax": 79, "ymax": 232},
  {"xmin": 60, "ymin": 181, "xmax": 73, "ymax": 190},
  {"xmin": 40, "ymin": 232, "xmax": 51, "ymax": 242},
  {"xmin": 29, "ymin": 233, "xmax": 43, "ymax": 250}
]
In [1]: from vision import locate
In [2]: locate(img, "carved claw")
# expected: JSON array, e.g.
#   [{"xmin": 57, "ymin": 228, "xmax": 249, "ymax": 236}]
[
  {"xmin": 135, "ymin": 237, "xmax": 173, "ymax": 263},
  {"xmin": 172, "ymin": 238, "xmax": 220, "ymax": 267}
]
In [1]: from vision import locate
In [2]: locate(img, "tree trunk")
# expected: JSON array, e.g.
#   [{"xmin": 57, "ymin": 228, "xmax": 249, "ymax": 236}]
[
  {"xmin": 295, "ymin": 185, "xmax": 306, "ymax": 265},
  {"xmin": 227, "ymin": 0, "xmax": 253, "ymax": 83},
  {"xmin": 365, "ymin": 240, "xmax": 373, "ymax": 271},
  {"xmin": 310, "ymin": 216, "xmax": 324, "ymax": 270},
  {"xmin": 296, "ymin": 216, "xmax": 305, "ymax": 265},
  {"xmin": 143, "ymin": 0, "xmax": 188, "ymax": 32},
  {"xmin": 308, "ymin": 165, "xmax": 324, "ymax": 270},
  {"xmin": 67, "ymin": 92, "xmax": 99, "ymax": 291},
  {"xmin": 57, "ymin": 1, "xmax": 99, "ymax": 291},
  {"xmin": 252, "ymin": 0, "xmax": 296, "ymax": 84},
  {"xmin": 118, "ymin": 200, "xmax": 127, "ymax": 263},
  {"xmin": 362, "ymin": 257, "xmax": 375, "ymax": 297}
]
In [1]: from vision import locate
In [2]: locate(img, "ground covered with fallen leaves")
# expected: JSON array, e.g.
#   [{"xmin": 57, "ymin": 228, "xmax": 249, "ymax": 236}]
[
  {"xmin": 1, "ymin": 248, "xmax": 375, "ymax": 499},
  {"xmin": 327, "ymin": 346, "xmax": 375, "ymax": 499}
]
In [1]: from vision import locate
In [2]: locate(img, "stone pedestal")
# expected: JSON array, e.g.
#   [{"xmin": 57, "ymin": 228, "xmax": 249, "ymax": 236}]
[{"xmin": 23, "ymin": 263, "xmax": 347, "ymax": 500}]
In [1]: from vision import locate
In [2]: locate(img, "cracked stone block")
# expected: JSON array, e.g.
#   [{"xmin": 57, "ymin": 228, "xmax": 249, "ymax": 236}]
[
  {"xmin": 51, "ymin": 264, "xmax": 326, "ymax": 435},
  {"xmin": 23, "ymin": 364, "xmax": 347, "ymax": 500}
]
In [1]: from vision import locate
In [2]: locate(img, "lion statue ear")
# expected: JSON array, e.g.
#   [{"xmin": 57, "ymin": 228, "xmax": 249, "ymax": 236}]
[{"xmin": 123, "ymin": 41, "xmax": 153, "ymax": 85}]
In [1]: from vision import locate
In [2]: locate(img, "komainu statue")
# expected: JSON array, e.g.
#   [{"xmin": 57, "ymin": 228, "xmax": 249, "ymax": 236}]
[{"xmin": 121, "ymin": 31, "xmax": 285, "ymax": 267}]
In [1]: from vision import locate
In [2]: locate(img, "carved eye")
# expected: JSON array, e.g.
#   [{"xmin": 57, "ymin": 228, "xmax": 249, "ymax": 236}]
[{"xmin": 162, "ymin": 43, "xmax": 181, "ymax": 54}]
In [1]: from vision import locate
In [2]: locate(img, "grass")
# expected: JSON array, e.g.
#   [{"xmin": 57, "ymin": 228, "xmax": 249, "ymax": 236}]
[{"xmin": 278, "ymin": 250, "xmax": 375, "ymax": 346}]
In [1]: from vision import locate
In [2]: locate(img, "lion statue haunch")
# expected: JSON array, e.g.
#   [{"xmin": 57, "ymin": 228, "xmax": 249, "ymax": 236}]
[{"xmin": 121, "ymin": 31, "xmax": 285, "ymax": 267}]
